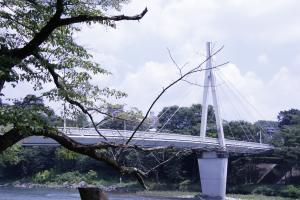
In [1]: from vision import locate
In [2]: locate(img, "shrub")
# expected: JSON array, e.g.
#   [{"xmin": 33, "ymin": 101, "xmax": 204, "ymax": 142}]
[
  {"xmin": 53, "ymin": 171, "xmax": 83, "ymax": 183},
  {"xmin": 148, "ymin": 182, "xmax": 177, "ymax": 191},
  {"xmin": 280, "ymin": 185, "xmax": 300, "ymax": 198},
  {"xmin": 227, "ymin": 184, "xmax": 257, "ymax": 194},
  {"xmin": 252, "ymin": 185, "xmax": 277, "ymax": 196},
  {"xmin": 86, "ymin": 170, "xmax": 97, "ymax": 180},
  {"xmin": 33, "ymin": 170, "xmax": 51, "ymax": 183},
  {"xmin": 178, "ymin": 180, "xmax": 198, "ymax": 191}
]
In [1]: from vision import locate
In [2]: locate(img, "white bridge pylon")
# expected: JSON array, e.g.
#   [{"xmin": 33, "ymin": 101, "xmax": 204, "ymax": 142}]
[{"xmin": 200, "ymin": 42, "xmax": 226, "ymax": 149}]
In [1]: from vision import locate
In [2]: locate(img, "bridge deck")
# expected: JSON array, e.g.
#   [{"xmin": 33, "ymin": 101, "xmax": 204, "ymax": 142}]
[{"xmin": 22, "ymin": 128, "xmax": 274, "ymax": 154}]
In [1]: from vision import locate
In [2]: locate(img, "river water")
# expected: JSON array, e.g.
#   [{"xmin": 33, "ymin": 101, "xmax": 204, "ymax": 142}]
[{"xmin": 0, "ymin": 187, "xmax": 189, "ymax": 200}]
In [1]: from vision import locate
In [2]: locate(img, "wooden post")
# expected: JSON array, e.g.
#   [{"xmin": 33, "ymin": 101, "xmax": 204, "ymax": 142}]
[{"xmin": 78, "ymin": 187, "xmax": 109, "ymax": 200}]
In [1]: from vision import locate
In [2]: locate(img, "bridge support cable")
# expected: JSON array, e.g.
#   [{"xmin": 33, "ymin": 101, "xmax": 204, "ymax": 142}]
[
  {"xmin": 216, "ymin": 70, "xmax": 276, "ymax": 139},
  {"xmin": 213, "ymin": 84, "xmax": 236, "ymax": 141},
  {"xmin": 214, "ymin": 70, "xmax": 259, "ymax": 141},
  {"xmin": 144, "ymin": 103, "xmax": 180, "ymax": 133},
  {"xmin": 215, "ymin": 78, "xmax": 255, "ymax": 142},
  {"xmin": 132, "ymin": 84, "xmax": 196, "ymax": 147},
  {"xmin": 157, "ymin": 106, "xmax": 181, "ymax": 132},
  {"xmin": 225, "ymin": 121, "xmax": 236, "ymax": 140},
  {"xmin": 200, "ymin": 42, "xmax": 226, "ymax": 149},
  {"xmin": 216, "ymin": 70, "xmax": 270, "ymax": 142},
  {"xmin": 217, "ymin": 83, "xmax": 251, "ymax": 141},
  {"xmin": 214, "ymin": 72, "xmax": 257, "ymax": 141},
  {"xmin": 148, "ymin": 106, "xmax": 173, "ymax": 130}
]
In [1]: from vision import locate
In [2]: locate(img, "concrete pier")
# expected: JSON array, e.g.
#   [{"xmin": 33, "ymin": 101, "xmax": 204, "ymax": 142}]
[{"xmin": 197, "ymin": 151, "xmax": 229, "ymax": 200}]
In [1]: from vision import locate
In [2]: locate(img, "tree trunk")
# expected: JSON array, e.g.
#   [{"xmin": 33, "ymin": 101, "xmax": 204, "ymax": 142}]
[
  {"xmin": 0, "ymin": 79, "xmax": 4, "ymax": 94},
  {"xmin": 0, "ymin": 129, "xmax": 25, "ymax": 153},
  {"xmin": 78, "ymin": 187, "xmax": 109, "ymax": 200}
]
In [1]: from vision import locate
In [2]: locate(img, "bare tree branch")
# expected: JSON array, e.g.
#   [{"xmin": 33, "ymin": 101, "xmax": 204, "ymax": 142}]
[
  {"xmin": 126, "ymin": 46, "xmax": 225, "ymax": 145},
  {"xmin": 34, "ymin": 53, "xmax": 108, "ymax": 140},
  {"xmin": 5, "ymin": 7, "xmax": 147, "ymax": 60},
  {"xmin": 8, "ymin": 0, "xmax": 64, "ymax": 59},
  {"xmin": 181, "ymin": 62, "xmax": 229, "ymax": 87},
  {"xmin": 87, "ymin": 107, "xmax": 146, "ymax": 125},
  {"xmin": 0, "ymin": 5, "xmax": 147, "ymax": 95},
  {"xmin": 145, "ymin": 150, "xmax": 183, "ymax": 175},
  {"xmin": 0, "ymin": 127, "xmax": 148, "ymax": 188},
  {"xmin": 58, "ymin": 8, "xmax": 148, "ymax": 26}
]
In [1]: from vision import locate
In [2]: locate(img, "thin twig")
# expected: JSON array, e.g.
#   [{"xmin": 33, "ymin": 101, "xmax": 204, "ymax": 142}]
[{"xmin": 126, "ymin": 46, "xmax": 225, "ymax": 145}]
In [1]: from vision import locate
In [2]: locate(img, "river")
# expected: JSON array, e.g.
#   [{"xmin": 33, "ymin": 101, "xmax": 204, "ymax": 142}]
[{"xmin": 0, "ymin": 187, "xmax": 191, "ymax": 200}]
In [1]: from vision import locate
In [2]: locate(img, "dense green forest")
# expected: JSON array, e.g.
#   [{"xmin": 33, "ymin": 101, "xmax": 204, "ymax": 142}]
[{"xmin": 0, "ymin": 95, "xmax": 300, "ymax": 198}]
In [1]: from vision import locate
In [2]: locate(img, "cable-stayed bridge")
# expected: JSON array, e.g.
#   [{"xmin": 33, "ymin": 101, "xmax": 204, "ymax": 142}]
[
  {"xmin": 21, "ymin": 42, "xmax": 275, "ymax": 200},
  {"xmin": 22, "ymin": 128, "xmax": 273, "ymax": 154}
]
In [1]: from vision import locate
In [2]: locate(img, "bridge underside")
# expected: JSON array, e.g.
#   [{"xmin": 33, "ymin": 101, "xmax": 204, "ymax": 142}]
[{"xmin": 22, "ymin": 128, "xmax": 273, "ymax": 154}]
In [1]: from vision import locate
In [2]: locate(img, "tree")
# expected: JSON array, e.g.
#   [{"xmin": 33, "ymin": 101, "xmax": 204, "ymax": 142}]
[
  {"xmin": 0, "ymin": 0, "xmax": 225, "ymax": 187},
  {"xmin": 157, "ymin": 104, "xmax": 215, "ymax": 136},
  {"xmin": 223, "ymin": 121, "xmax": 258, "ymax": 142},
  {"xmin": 0, "ymin": 0, "xmax": 149, "ymax": 186},
  {"xmin": 278, "ymin": 109, "xmax": 300, "ymax": 127},
  {"xmin": 275, "ymin": 109, "xmax": 300, "ymax": 167},
  {"xmin": 99, "ymin": 106, "xmax": 150, "ymax": 131},
  {"xmin": 247, "ymin": 109, "xmax": 300, "ymax": 185}
]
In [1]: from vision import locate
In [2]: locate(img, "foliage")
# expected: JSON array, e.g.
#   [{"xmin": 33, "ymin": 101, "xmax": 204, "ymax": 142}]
[
  {"xmin": 278, "ymin": 109, "xmax": 300, "ymax": 127},
  {"xmin": 0, "ymin": 95, "xmax": 56, "ymax": 134},
  {"xmin": 223, "ymin": 120, "xmax": 259, "ymax": 142},
  {"xmin": 178, "ymin": 180, "xmax": 198, "ymax": 191},
  {"xmin": 33, "ymin": 170, "xmax": 52, "ymax": 183},
  {"xmin": 229, "ymin": 184, "xmax": 300, "ymax": 199},
  {"xmin": 0, "ymin": 0, "xmax": 129, "ymax": 93},
  {"xmin": 86, "ymin": 170, "xmax": 98, "ymax": 180},
  {"xmin": 99, "ymin": 106, "xmax": 150, "ymax": 131},
  {"xmin": 55, "ymin": 147, "xmax": 80, "ymax": 160},
  {"xmin": 252, "ymin": 185, "xmax": 277, "ymax": 196},
  {"xmin": 157, "ymin": 104, "xmax": 215, "ymax": 135},
  {"xmin": 0, "ymin": 145, "xmax": 23, "ymax": 167},
  {"xmin": 271, "ymin": 109, "xmax": 300, "ymax": 177},
  {"xmin": 157, "ymin": 104, "xmax": 263, "ymax": 142},
  {"xmin": 0, "ymin": 0, "xmax": 129, "ymax": 129},
  {"xmin": 32, "ymin": 169, "xmax": 99, "ymax": 184},
  {"xmin": 0, "ymin": 0, "xmax": 149, "ymax": 185},
  {"xmin": 53, "ymin": 171, "xmax": 85, "ymax": 183},
  {"xmin": 20, "ymin": 146, "xmax": 57, "ymax": 176},
  {"xmin": 1, "ymin": 105, "xmax": 300, "ymax": 194},
  {"xmin": 280, "ymin": 185, "xmax": 300, "ymax": 198}
]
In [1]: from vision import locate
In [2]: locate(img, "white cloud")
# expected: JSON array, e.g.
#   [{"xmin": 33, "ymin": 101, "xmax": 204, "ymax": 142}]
[
  {"xmin": 4, "ymin": 0, "xmax": 300, "ymax": 123},
  {"xmin": 101, "ymin": 56, "xmax": 299, "ymax": 121},
  {"xmin": 257, "ymin": 54, "xmax": 269, "ymax": 64},
  {"xmin": 117, "ymin": 61, "xmax": 190, "ymax": 111},
  {"xmin": 214, "ymin": 64, "xmax": 300, "ymax": 121}
]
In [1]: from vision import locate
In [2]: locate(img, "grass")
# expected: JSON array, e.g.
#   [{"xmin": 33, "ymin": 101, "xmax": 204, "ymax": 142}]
[
  {"xmin": 135, "ymin": 191, "xmax": 297, "ymax": 200},
  {"xmin": 136, "ymin": 190, "xmax": 197, "ymax": 198},
  {"xmin": 228, "ymin": 194, "xmax": 297, "ymax": 200}
]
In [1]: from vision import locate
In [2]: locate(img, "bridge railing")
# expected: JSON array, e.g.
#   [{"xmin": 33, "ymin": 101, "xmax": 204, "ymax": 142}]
[
  {"xmin": 58, "ymin": 127, "xmax": 273, "ymax": 150},
  {"xmin": 22, "ymin": 127, "xmax": 274, "ymax": 153}
]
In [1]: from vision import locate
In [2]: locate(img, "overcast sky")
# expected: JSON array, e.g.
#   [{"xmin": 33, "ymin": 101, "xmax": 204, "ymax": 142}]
[{"xmin": 5, "ymin": 0, "xmax": 300, "ymax": 122}]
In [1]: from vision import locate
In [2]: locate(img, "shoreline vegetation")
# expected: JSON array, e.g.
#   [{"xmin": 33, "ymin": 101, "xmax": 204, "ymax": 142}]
[
  {"xmin": 0, "ymin": 170, "xmax": 300, "ymax": 200},
  {"xmin": 1, "ymin": 108, "xmax": 300, "ymax": 199}
]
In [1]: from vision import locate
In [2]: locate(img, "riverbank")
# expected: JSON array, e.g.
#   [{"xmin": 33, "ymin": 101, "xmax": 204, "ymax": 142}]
[
  {"xmin": 0, "ymin": 182, "xmax": 298, "ymax": 200},
  {"xmin": 0, "ymin": 181, "xmax": 141, "ymax": 193},
  {"xmin": 0, "ymin": 186, "xmax": 296, "ymax": 200},
  {"xmin": 2, "ymin": 175, "xmax": 299, "ymax": 200}
]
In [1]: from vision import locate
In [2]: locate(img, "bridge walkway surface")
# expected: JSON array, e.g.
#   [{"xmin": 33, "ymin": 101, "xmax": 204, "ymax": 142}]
[{"xmin": 22, "ymin": 128, "xmax": 274, "ymax": 154}]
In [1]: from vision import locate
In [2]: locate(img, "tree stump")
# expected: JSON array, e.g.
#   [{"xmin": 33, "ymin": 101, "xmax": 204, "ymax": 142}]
[{"xmin": 78, "ymin": 187, "xmax": 109, "ymax": 200}]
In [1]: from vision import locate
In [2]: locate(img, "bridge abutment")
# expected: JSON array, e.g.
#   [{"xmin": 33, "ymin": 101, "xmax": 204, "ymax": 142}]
[{"xmin": 197, "ymin": 151, "xmax": 228, "ymax": 200}]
